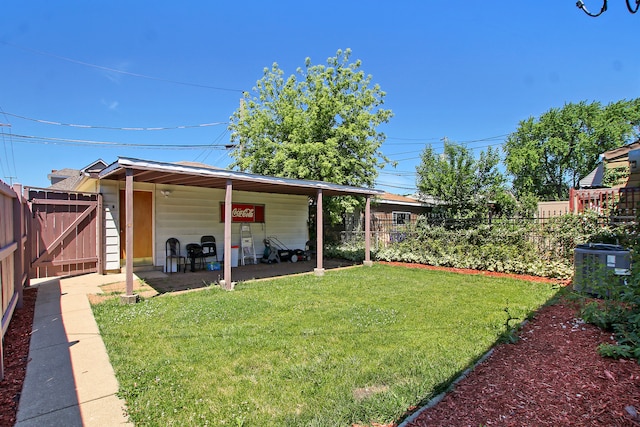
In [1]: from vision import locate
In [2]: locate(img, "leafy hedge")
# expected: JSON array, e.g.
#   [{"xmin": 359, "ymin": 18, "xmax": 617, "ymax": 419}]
[
  {"xmin": 332, "ymin": 212, "xmax": 613, "ymax": 279},
  {"xmin": 375, "ymin": 221, "xmax": 574, "ymax": 278}
]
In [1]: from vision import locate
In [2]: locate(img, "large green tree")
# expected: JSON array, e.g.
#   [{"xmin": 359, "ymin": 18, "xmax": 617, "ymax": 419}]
[
  {"xmin": 228, "ymin": 49, "xmax": 393, "ymax": 223},
  {"xmin": 504, "ymin": 99, "xmax": 640, "ymax": 201},
  {"xmin": 416, "ymin": 140, "xmax": 505, "ymax": 217}
]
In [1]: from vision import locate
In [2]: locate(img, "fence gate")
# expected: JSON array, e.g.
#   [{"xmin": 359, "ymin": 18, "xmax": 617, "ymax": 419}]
[{"xmin": 28, "ymin": 188, "xmax": 102, "ymax": 278}]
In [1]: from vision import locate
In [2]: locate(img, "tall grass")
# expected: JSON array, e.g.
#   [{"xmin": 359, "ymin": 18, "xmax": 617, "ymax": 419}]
[{"xmin": 93, "ymin": 264, "xmax": 558, "ymax": 426}]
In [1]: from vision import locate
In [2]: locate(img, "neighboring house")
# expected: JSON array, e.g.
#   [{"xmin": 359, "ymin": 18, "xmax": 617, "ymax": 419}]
[
  {"xmin": 47, "ymin": 159, "xmax": 108, "ymax": 190},
  {"xmin": 51, "ymin": 157, "xmax": 382, "ymax": 288},
  {"xmin": 578, "ymin": 141, "xmax": 640, "ymax": 189},
  {"xmin": 573, "ymin": 141, "xmax": 640, "ymax": 218},
  {"xmin": 343, "ymin": 192, "xmax": 435, "ymax": 234},
  {"xmin": 371, "ymin": 192, "xmax": 435, "ymax": 226}
]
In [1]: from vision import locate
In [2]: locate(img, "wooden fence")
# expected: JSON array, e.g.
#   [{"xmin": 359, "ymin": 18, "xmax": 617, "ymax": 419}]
[
  {"xmin": 28, "ymin": 188, "xmax": 101, "ymax": 278},
  {"xmin": 571, "ymin": 187, "xmax": 640, "ymax": 223},
  {"xmin": 0, "ymin": 181, "xmax": 29, "ymax": 380}
]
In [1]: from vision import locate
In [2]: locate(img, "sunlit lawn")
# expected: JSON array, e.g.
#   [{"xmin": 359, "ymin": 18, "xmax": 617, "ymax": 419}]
[{"xmin": 92, "ymin": 264, "xmax": 558, "ymax": 426}]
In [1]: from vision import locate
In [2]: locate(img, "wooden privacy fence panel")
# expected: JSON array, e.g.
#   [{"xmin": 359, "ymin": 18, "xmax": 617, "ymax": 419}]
[
  {"xmin": 28, "ymin": 188, "xmax": 102, "ymax": 278},
  {"xmin": 0, "ymin": 181, "xmax": 28, "ymax": 380}
]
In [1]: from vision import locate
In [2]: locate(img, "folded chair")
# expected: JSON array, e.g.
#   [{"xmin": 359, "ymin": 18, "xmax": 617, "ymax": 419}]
[{"xmin": 200, "ymin": 235, "xmax": 218, "ymax": 262}]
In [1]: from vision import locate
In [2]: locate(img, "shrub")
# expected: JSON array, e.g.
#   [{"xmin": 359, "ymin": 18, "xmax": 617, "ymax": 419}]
[{"xmin": 579, "ymin": 265, "xmax": 640, "ymax": 362}]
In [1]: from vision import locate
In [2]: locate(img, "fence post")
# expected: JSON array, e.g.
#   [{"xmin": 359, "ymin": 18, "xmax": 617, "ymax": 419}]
[{"xmin": 12, "ymin": 184, "xmax": 24, "ymax": 309}]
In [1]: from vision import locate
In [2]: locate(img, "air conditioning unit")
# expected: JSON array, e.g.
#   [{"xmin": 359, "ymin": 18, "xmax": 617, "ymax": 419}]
[{"xmin": 574, "ymin": 243, "xmax": 631, "ymax": 295}]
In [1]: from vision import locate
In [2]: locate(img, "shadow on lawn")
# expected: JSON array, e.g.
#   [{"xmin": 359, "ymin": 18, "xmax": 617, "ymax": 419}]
[{"xmin": 141, "ymin": 258, "xmax": 359, "ymax": 294}]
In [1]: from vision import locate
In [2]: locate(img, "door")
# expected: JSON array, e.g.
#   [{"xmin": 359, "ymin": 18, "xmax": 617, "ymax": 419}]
[{"xmin": 119, "ymin": 190, "xmax": 153, "ymax": 266}]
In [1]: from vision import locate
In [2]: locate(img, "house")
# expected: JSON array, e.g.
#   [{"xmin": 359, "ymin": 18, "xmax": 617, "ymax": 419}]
[
  {"xmin": 48, "ymin": 156, "xmax": 383, "ymax": 293},
  {"xmin": 578, "ymin": 140, "xmax": 640, "ymax": 189},
  {"xmin": 47, "ymin": 159, "xmax": 108, "ymax": 190},
  {"xmin": 342, "ymin": 192, "xmax": 435, "ymax": 233},
  {"xmin": 371, "ymin": 192, "xmax": 435, "ymax": 226},
  {"xmin": 336, "ymin": 192, "xmax": 436, "ymax": 246},
  {"xmin": 573, "ymin": 141, "xmax": 640, "ymax": 218}
]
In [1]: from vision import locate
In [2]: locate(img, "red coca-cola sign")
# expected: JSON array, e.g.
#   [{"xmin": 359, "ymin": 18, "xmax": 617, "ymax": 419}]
[{"xmin": 220, "ymin": 203, "xmax": 265, "ymax": 223}]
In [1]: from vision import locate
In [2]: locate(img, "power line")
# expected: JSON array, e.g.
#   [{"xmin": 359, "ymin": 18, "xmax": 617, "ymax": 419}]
[
  {"xmin": 0, "ymin": 40, "xmax": 245, "ymax": 93},
  {"xmin": 194, "ymin": 128, "xmax": 230, "ymax": 163},
  {"xmin": 385, "ymin": 134, "xmax": 509, "ymax": 146},
  {"xmin": 2, "ymin": 111, "xmax": 228, "ymax": 131},
  {"xmin": 374, "ymin": 180, "xmax": 417, "ymax": 191},
  {"xmin": 9, "ymin": 133, "xmax": 231, "ymax": 150},
  {"xmin": 379, "ymin": 170, "xmax": 417, "ymax": 176},
  {"xmin": 386, "ymin": 143, "xmax": 502, "ymax": 163},
  {"xmin": 0, "ymin": 106, "xmax": 18, "ymax": 183}
]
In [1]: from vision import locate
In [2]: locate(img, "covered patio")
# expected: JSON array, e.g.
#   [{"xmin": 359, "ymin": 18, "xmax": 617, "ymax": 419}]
[
  {"xmin": 98, "ymin": 157, "xmax": 383, "ymax": 300},
  {"xmin": 105, "ymin": 258, "xmax": 357, "ymax": 298}
]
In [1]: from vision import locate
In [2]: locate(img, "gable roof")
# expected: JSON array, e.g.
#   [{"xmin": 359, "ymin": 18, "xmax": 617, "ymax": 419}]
[
  {"xmin": 578, "ymin": 162, "xmax": 605, "ymax": 189},
  {"xmin": 82, "ymin": 159, "xmax": 108, "ymax": 174},
  {"xmin": 99, "ymin": 157, "xmax": 384, "ymax": 197}
]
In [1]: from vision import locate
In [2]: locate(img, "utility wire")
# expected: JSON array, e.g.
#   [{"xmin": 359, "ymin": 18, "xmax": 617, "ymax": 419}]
[
  {"xmin": 374, "ymin": 181, "xmax": 417, "ymax": 191},
  {"xmin": 194, "ymin": 128, "xmax": 230, "ymax": 163},
  {"xmin": 2, "ymin": 111, "xmax": 228, "ymax": 131},
  {"xmin": 386, "ymin": 143, "xmax": 502, "ymax": 163},
  {"xmin": 0, "ymin": 40, "xmax": 245, "ymax": 93},
  {"xmin": 9, "ymin": 133, "xmax": 231, "ymax": 150},
  {"xmin": 385, "ymin": 134, "xmax": 508, "ymax": 146},
  {"xmin": 0, "ymin": 106, "xmax": 18, "ymax": 183}
]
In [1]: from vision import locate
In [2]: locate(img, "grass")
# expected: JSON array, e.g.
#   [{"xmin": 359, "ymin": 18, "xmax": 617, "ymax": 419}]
[{"xmin": 92, "ymin": 264, "xmax": 559, "ymax": 426}]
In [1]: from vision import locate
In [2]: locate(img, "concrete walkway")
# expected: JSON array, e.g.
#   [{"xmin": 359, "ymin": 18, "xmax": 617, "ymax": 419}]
[{"xmin": 15, "ymin": 273, "xmax": 139, "ymax": 427}]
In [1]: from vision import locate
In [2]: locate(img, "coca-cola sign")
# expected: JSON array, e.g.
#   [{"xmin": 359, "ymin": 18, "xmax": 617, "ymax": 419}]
[{"xmin": 220, "ymin": 203, "xmax": 265, "ymax": 223}]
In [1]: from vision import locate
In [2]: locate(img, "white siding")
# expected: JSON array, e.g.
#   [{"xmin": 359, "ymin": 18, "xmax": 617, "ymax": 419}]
[
  {"xmin": 96, "ymin": 179, "xmax": 310, "ymax": 271},
  {"xmin": 100, "ymin": 181, "xmax": 121, "ymax": 271},
  {"xmin": 154, "ymin": 185, "xmax": 309, "ymax": 268}
]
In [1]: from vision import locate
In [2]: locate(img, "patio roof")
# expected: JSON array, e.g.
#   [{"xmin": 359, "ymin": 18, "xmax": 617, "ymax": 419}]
[
  {"xmin": 99, "ymin": 157, "xmax": 384, "ymax": 197},
  {"xmin": 100, "ymin": 156, "xmax": 379, "ymax": 296}
]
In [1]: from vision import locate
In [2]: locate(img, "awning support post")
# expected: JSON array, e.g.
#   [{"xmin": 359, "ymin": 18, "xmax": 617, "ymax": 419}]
[
  {"xmin": 314, "ymin": 189, "xmax": 324, "ymax": 276},
  {"xmin": 121, "ymin": 168, "xmax": 139, "ymax": 303},
  {"xmin": 220, "ymin": 179, "xmax": 234, "ymax": 290},
  {"xmin": 363, "ymin": 195, "xmax": 373, "ymax": 267}
]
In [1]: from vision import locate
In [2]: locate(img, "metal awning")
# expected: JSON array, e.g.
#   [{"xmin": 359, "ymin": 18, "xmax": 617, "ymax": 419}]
[{"xmin": 99, "ymin": 157, "xmax": 384, "ymax": 197}]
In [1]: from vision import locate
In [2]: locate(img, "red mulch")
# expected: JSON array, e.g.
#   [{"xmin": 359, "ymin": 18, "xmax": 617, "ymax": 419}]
[{"xmin": 0, "ymin": 287, "xmax": 37, "ymax": 427}]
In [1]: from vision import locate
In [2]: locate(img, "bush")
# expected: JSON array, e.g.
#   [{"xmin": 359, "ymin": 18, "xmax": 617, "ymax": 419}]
[
  {"xmin": 579, "ymin": 263, "xmax": 640, "ymax": 362},
  {"xmin": 374, "ymin": 220, "xmax": 575, "ymax": 278}
]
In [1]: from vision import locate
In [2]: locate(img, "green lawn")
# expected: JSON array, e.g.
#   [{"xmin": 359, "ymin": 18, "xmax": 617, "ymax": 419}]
[{"xmin": 92, "ymin": 264, "xmax": 558, "ymax": 426}]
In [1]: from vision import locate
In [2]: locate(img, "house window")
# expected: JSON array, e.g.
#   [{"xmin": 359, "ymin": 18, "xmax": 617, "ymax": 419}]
[{"xmin": 392, "ymin": 211, "xmax": 411, "ymax": 225}]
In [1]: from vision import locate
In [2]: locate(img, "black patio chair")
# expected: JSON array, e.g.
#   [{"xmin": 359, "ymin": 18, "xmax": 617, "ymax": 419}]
[
  {"xmin": 165, "ymin": 238, "xmax": 186, "ymax": 273},
  {"xmin": 186, "ymin": 243, "xmax": 205, "ymax": 272},
  {"xmin": 200, "ymin": 235, "xmax": 218, "ymax": 262}
]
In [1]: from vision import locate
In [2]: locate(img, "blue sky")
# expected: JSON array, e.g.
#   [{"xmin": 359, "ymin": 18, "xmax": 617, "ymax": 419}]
[{"xmin": 1, "ymin": 1, "xmax": 639, "ymax": 192}]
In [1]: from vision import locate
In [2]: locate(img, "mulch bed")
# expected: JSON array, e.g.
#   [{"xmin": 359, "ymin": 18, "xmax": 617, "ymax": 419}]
[
  {"xmin": 2, "ymin": 266, "xmax": 640, "ymax": 426},
  {"xmin": 405, "ymin": 301, "xmax": 640, "ymax": 426},
  {"xmin": 0, "ymin": 287, "xmax": 37, "ymax": 427},
  {"xmin": 372, "ymin": 263, "xmax": 640, "ymax": 426}
]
